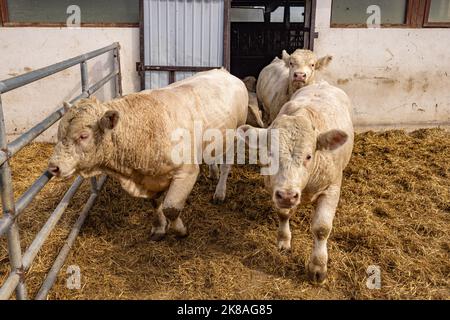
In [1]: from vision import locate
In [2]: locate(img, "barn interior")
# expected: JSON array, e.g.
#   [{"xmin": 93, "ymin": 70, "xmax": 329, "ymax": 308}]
[
  {"xmin": 1, "ymin": 129, "xmax": 448, "ymax": 299},
  {"xmin": 1, "ymin": 0, "xmax": 449, "ymax": 301},
  {"xmin": 230, "ymin": 0, "xmax": 311, "ymax": 79}
]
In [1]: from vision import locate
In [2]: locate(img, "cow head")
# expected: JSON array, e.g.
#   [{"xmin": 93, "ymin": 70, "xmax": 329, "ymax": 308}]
[
  {"xmin": 237, "ymin": 113, "xmax": 347, "ymax": 210},
  {"xmin": 48, "ymin": 97, "xmax": 119, "ymax": 178},
  {"xmin": 282, "ymin": 49, "xmax": 333, "ymax": 94}
]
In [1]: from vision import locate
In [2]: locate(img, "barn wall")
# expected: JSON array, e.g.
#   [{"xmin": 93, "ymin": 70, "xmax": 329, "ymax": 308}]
[
  {"xmin": 314, "ymin": 0, "xmax": 450, "ymax": 130},
  {"xmin": 1, "ymin": 0, "xmax": 449, "ymax": 143},
  {"xmin": 0, "ymin": 27, "xmax": 140, "ymax": 142}
]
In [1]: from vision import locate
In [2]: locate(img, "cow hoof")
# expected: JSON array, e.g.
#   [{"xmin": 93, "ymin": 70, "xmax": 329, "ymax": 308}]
[
  {"xmin": 174, "ymin": 228, "xmax": 189, "ymax": 239},
  {"xmin": 208, "ymin": 166, "xmax": 220, "ymax": 180},
  {"xmin": 149, "ymin": 231, "xmax": 166, "ymax": 241},
  {"xmin": 212, "ymin": 195, "xmax": 225, "ymax": 204},
  {"xmin": 277, "ymin": 239, "xmax": 291, "ymax": 251},
  {"xmin": 209, "ymin": 172, "xmax": 220, "ymax": 180},
  {"xmin": 307, "ymin": 262, "xmax": 327, "ymax": 284}
]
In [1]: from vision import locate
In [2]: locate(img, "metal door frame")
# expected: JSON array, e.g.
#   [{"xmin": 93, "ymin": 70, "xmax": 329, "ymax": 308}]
[
  {"xmin": 137, "ymin": 0, "xmax": 231, "ymax": 90},
  {"xmin": 137, "ymin": 0, "xmax": 316, "ymax": 88}
]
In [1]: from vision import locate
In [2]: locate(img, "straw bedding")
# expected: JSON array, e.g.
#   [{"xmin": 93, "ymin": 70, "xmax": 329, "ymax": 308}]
[{"xmin": 0, "ymin": 128, "xmax": 449, "ymax": 299}]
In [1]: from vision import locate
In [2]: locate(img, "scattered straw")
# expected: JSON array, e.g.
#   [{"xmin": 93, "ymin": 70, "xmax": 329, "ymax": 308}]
[{"xmin": 0, "ymin": 128, "xmax": 449, "ymax": 299}]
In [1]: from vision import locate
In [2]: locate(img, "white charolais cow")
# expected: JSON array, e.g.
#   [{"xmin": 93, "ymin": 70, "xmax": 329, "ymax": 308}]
[
  {"xmin": 48, "ymin": 68, "xmax": 248, "ymax": 241},
  {"xmin": 238, "ymin": 80, "xmax": 354, "ymax": 284},
  {"xmin": 256, "ymin": 49, "xmax": 333, "ymax": 125}
]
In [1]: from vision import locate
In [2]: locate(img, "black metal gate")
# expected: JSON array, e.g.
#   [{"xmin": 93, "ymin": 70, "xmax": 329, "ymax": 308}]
[{"xmin": 230, "ymin": 0, "xmax": 316, "ymax": 79}]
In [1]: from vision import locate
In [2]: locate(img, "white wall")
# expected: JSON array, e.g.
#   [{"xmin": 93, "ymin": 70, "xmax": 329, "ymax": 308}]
[
  {"xmin": 314, "ymin": 0, "xmax": 450, "ymax": 131},
  {"xmin": 1, "ymin": 2, "xmax": 449, "ymax": 141},
  {"xmin": 0, "ymin": 27, "xmax": 140, "ymax": 142}
]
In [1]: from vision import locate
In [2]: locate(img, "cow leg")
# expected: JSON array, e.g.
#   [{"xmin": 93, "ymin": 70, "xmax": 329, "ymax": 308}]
[
  {"xmin": 150, "ymin": 204, "xmax": 167, "ymax": 241},
  {"xmin": 162, "ymin": 164, "xmax": 199, "ymax": 237},
  {"xmin": 307, "ymin": 187, "xmax": 340, "ymax": 284},
  {"xmin": 277, "ymin": 209, "xmax": 291, "ymax": 250},
  {"xmin": 212, "ymin": 164, "xmax": 232, "ymax": 203},
  {"xmin": 209, "ymin": 164, "xmax": 220, "ymax": 180}
]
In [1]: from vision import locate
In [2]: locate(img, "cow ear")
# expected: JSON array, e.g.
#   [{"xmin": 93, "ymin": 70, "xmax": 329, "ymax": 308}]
[
  {"xmin": 236, "ymin": 125, "xmax": 267, "ymax": 149},
  {"xmin": 282, "ymin": 50, "xmax": 290, "ymax": 67},
  {"xmin": 315, "ymin": 55, "xmax": 333, "ymax": 70},
  {"xmin": 317, "ymin": 129, "xmax": 348, "ymax": 151},
  {"xmin": 99, "ymin": 110, "xmax": 119, "ymax": 131},
  {"xmin": 89, "ymin": 96, "xmax": 99, "ymax": 104},
  {"xmin": 63, "ymin": 101, "xmax": 72, "ymax": 113}
]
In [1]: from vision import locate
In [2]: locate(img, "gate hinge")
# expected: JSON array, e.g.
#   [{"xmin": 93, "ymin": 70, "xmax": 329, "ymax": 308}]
[
  {"xmin": 16, "ymin": 266, "xmax": 26, "ymax": 281},
  {"xmin": 314, "ymin": 32, "xmax": 319, "ymax": 38},
  {"xmin": 136, "ymin": 62, "xmax": 144, "ymax": 72}
]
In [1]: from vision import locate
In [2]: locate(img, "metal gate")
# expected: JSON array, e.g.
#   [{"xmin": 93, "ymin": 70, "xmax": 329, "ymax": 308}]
[
  {"xmin": 0, "ymin": 43, "xmax": 122, "ymax": 300},
  {"xmin": 230, "ymin": 0, "xmax": 317, "ymax": 79},
  {"xmin": 137, "ymin": 0, "xmax": 317, "ymax": 86},
  {"xmin": 137, "ymin": 0, "xmax": 229, "ymax": 89}
]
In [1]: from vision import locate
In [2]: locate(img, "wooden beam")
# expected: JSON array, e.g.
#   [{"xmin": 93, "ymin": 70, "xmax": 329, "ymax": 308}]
[
  {"xmin": 0, "ymin": 0, "xmax": 9, "ymax": 26},
  {"xmin": 407, "ymin": 0, "xmax": 427, "ymax": 28}
]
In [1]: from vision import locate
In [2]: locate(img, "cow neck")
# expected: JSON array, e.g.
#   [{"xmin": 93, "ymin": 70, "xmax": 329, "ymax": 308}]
[{"xmin": 102, "ymin": 121, "xmax": 165, "ymax": 178}]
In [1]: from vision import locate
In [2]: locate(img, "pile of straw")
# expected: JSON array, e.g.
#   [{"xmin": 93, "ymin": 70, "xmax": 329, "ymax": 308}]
[{"xmin": 0, "ymin": 128, "xmax": 448, "ymax": 299}]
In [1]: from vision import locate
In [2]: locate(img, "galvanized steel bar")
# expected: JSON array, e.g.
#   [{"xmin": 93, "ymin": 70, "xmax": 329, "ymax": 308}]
[
  {"xmin": 114, "ymin": 47, "xmax": 123, "ymax": 97},
  {"xmin": 90, "ymin": 177, "xmax": 98, "ymax": 192},
  {"xmin": 35, "ymin": 175, "xmax": 107, "ymax": 300},
  {"xmin": 80, "ymin": 61, "xmax": 89, "ymax": 93},
  {"xmin": 0, "ymin": 217, "xmax": 9, "ymax": 235},
  {"xmin": 0, "ymin": 43, "xmax": 121, "ymax": 300},
  {"xmin": 0, "ymin": 216, "xmax": 11, "ymax": 237},
  {"xmin": 0, "ymin": 95, "xmax": 28, "ymax": 300},
  {"xmin": 87, "ymin": 69, "xmax": 118, "ymax": 96},
  {"xmin": 0, "ymin": 177, "xmax": 84, "ymax": 299},
  {"xmin": 0, "ymin": 170, "xmax": 53, "ymax": 237},
  {"xmin": 22, "ymin": 176, "xmax": 84, "ymax": 269},
  {"xmin": 0, "ymin": 43, "xmax": 119, "ymax": 94},
  {"xmin": 0, "ymin": 272, "xmax": 20, "ymax": 300},
  {"xmin": 6, "ymin": 224, "xmax": 28, "ymax": 299},
  {"xmin": 15, "ymin": 171, "xmax": 54, "ymax": 216}
]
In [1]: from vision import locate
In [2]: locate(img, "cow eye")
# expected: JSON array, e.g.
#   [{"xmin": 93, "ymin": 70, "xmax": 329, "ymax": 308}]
[
  {"xmin": 306, "ymin": 154, "xmax": 312, "ymax": 160},
  {"xmin": 79, "ymin": 133, "xmax": 89, "ymax": 140}
]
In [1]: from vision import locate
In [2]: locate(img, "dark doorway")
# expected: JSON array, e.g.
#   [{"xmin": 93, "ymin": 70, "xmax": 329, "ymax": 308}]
[{"xmin": 230, "ymin": 0, "xmax": 315, "ymax": 79}]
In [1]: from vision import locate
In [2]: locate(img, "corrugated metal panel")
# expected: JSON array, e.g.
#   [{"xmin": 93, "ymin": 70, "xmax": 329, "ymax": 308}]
[{"xmin": 143, "ymin": 0, "xmax": 224, "ymax": 89}]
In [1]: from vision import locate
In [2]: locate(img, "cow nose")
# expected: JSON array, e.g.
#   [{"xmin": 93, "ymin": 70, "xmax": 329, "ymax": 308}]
[
  {"xmin": 48, "ymin": 164, "xmax": 60, "ymax": 176},
  {"xmin": 275, "ymin": 190, "xmax": 300, "ymax": 207},
  {"xmin": 294, "ymin": 72, "xmax": 306, "ymax": 80}
]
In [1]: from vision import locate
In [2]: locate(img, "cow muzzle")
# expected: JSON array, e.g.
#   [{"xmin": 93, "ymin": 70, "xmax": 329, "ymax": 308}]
[
  {"xmin": 47, "ymin": 161, "xmax": 76, "ymax": 179},
  {"xmin": 293, "ymin": 72, "xmax": 307, "ymax": 82},
  {"xmin": 48, "ymin": 163, "xmax": 61, "ymax": 176},
  {"xmin": 274, "ymin": 189, "xmax": 300, "ymax": 209}
]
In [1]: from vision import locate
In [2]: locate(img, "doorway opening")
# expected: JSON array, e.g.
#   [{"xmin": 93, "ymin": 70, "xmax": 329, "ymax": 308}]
[{"xmin": 230, "ymin": 0, "xmax": 316, "ymax": 79}]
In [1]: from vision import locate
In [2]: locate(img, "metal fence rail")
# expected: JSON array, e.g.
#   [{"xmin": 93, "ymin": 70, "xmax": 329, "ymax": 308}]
[{"xmin": 0, "ymin": 43, "xmax": 122, "ymax": 300}]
